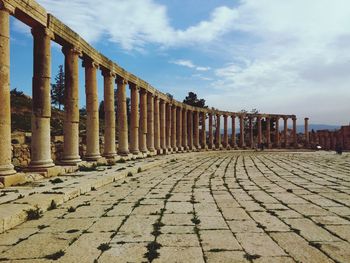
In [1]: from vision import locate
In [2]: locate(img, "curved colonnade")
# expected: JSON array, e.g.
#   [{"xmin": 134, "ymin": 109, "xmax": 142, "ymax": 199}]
[{"xmin": 0, "ymin": 0, "xmax": 308, "ymax": 186}]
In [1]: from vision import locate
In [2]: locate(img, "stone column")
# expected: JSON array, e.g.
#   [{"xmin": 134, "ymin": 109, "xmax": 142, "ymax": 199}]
[
  {"xmin": 0, "ymin": 5, "xmax": 16, "ymax": 178},
  {"xmin": 160, "ymin": 99, "xmax": 167, "ymax": 152},
  {"xmin": 200, "ymin": 111, "xmax": 207, "ymax": 149},
  {"xmin": 182, "ymin": 108, "xmax": 188, "ymax": 150},
  {"xmin": 283, "ymin": 117, "xmax": 288, "ymax": 148},
  {"xmin": 147, "ymin": 92, "xmax": 155, "ymax": 153},
  {"xmin": 292, "ymin": 117, "xmax": 297, "ymax": 147},
  {"xmin": 193, "ymin": 111, "xmax": 200, "ymax": 150},
  {"xmin": 231, "ymin": 114, "xmax": 237, "ymax": 148},
  {"xmin": 304, "ymin": 117, "xmax": 309, "ymax": 147},
  {"xmin": 223, "ymin": 115, "xmax": 229, "ymax": 149},
  {"xmin": 61, "ymin": 46, "xmax": 81, "ymax": 165},
  {"xmin": 275, "ymin": 117, "xmax": 280, "ymax": 148},
  {"xmin": 209, "ymin": 113, "xmax": 214, "ymax": 149},
  {"xmin": 239, "ymin": 115, "xmax": 245, "ymax": 148},
  {"xmin": 176, "ymin": 106, "xmax": 183, "ymax": 151},
  {"xmin": 30, "ymin": 27, "xmax": 55, "ymax": 168},
  {"xmin": 257, "ymin": 116, "xmax": 262, "ymax": 146},
  {"xmin": 215, "ymin": 114, "xmax": 222, "ymax": 149},
  {"xmin": 102, "ymin": 70, "xmax": 117, "ymax": 159},
  {"xmin": 83, "ymin": 59, "xmax": 101, "ymax": 161},
  {"xmin": 139, "ymin": 88, "xmax": 148, "ymax": 153},
  {"xmin": 188, "ymin": 110, "xmax": 194, "ymax": 150},
  {"xmin": 116, "ymin": 78, "xmax": 129, "ymax": 156},
  {"xmin": 171, "ymin": 105, "xmax": 177, "ymax": 151},
  {"xmin": 166, "ymin": 103, "xmax": 172, "ymax": 151},
  {"xmin": 266, "ymin": 117, "xmax": 271, "ymax": 148},
  {"xmin": 129, "ymin": 84, "xmax": 140, "ymax": 155},
  {"xmin": 154, "ymin": 96, "xmax": 161, "ymax": 154},
  {"xmin": 249, "ymin": 116, "xmax": 254, "ymax": 148}
]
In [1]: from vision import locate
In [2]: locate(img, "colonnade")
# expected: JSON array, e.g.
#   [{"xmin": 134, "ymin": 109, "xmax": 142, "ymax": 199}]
[{"xmin": 0, "ymin": 1, "xmax": 306, "ymax": 186}]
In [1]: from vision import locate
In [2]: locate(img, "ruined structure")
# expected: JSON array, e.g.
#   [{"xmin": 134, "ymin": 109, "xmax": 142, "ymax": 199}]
[{"xmin": 0, "ymin": 0, "xmax": 308, "ymax": 186}]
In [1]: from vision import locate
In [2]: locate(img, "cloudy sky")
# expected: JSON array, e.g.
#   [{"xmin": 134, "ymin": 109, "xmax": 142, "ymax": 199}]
[{"xmin": 10, "ymin": 0, "xmax": 350, "ymax": 125}]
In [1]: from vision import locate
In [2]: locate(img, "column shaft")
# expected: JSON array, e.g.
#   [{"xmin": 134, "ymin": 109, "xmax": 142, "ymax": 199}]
[
  {"xmin": 200, "ymin": 112, "xmax": 207, "ymax": 149},
  {"xmin": 209, "ymin": 113, "xmax": 214, "ymax": 149},
  {"xmin": 176, "ymin": 107, "xmax": 183, "ymax": 150},
  {"xmin": 154, "ymin": 97, "xmax": 161, "ymax": 153},
  {"xmin": 266, "ymin": 117, "xmax": 271, "ymax": 148},
  {"xmin": 304, "ymin": 118, "xmax": 309, "ymax": 147},
  {"xmin": 292, "ymin": 117, "xmax": 297, "ymax": 147},
  {"xmin": 223, "ymin": 115, "xmax": 229, "ymax": 148},
  {"xmin": 188, "ymin": 110, "xmax": 193, "ymax": 150},
  {"xmin": 249, "ymin": 117, "xmax": 253, "ymax": 148},
  {"xmin": 166, "ymin": 103, "xmax": 172, "ymax": 151},
  {"xmin": 147, "ymin": 92, "xmax": 155, "ymax": 153},
  {"xmin": 61, "ymin": 46, "xmax": 81, "ymax": 164},
  {"xmin": 30, "ymin": 27, "xmax": 54, "ymax": 168},
  {"xmin": 275, "ymin": 117, "xmax": 280, "ymax": 148},
  {"xmin": 231, "ymin": 115, "xmax": 237, "ymax": 148},
  {"xmin": 239, "ymin": 116, "xmax": 245, "ymax": 148},
  {"xmin": 171, "ymin": 105, "xmax": 177, "ymax": 151},
  {"xmin": 215, "ymin": 114, "xmax": 222, "ymax": 149},
  {"xmin": 139, "ymin": 89, "xmax": 148, "ymax": 153},
  {"xmin": 160, "ymin": 100, "xmax": 166, "ymax": 151},
  {"xmin": 182, "ymin": 108, "xmax": 188, "ymax": 150},
  {"xmin": 130, "ymin": 84, "xmax": 140, "ymax": 154},
  {"xmin": 257, "ymin": 117, "xmax": 262, "ymax": 146},
  {"xmin": 84, "ymin": 59, "xmax": 101, "ymax": 161},
  {"xmin": 102, "ymin": 70, "xmax": 116, "ymax": 158},
  {"xmin": 193, "ymin": 111, "xmax": 200, "ymax": 149},
  {"xmin": 284, "ymin": 117, "xmax": 288, "ymax": 148},
  {"xmin": 0, "ymin": 8, "xmax": 16, "ymax": 176},
  {"xmin": 116, "ymin": 78, "xmax": 129, "ymax": 155}
]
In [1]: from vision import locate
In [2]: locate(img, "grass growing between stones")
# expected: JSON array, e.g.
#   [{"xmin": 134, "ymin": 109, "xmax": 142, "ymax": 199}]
[
  {"xmin": 97, "ymin": 243, "xmax": 111, "ymax": 252},
  {"xmin": 26, "ymin": 207, "xmax": 42, "ymax": 220},
  {"xmin": 44, "ymin": 250, "xmax": 65, "ymax": 260},
  {"xmin": 145, "ymin": 241, "xmax": 162, "ymax": 262}
]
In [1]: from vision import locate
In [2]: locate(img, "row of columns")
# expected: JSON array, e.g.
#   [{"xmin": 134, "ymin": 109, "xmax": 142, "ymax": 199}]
[{"xmin": 0, "ymin": 4, "xmax": 303, "ymax": 184}]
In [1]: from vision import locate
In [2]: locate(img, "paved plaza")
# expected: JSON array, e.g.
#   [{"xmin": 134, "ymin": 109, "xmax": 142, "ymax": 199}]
[{"xmin": 0, "ymin": 151, "xmax": 349, "ymax": 262}]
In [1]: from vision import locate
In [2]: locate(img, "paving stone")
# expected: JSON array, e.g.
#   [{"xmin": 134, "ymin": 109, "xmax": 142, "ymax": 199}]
[
  {"xmin": 157, "ymin": 234, "xmax": 200, "ymax": 247},
  {"xmin": 253, "ymin": 256, "xmax": 296, "ymax": 263},
  {"xmin": 324, "ymin": 225, "xmax": 350, "ymax": 242},
  {"xmin": 98, "ymin": 242, "xmax": 148, "ymax": 263},
  {"xmin": 250, "ymin": 212, "xmax": 290, "ymax": 232},
  {"xmin": 320, "ymin": 241, "xmax": 350, "ymax": 263},
  {"xmin": 154, "ymin": 247, "xmax": 204, "ymax": 263},
  {"xmin": 227, "ymin": 220, "xmax": 264, "ymax": 233},
  {"xmin": 201, "ymin": 230, "xmax": 242, "ymax": 251},
  {"xmin": 205, "ymin": 250, "xmax": 248, "ymax": 263},
  {"xmin": 270, "ymin": 232, "xmax": 334, "ymax": 263},
  {"xmin": 88, "ymin": 216, "xmax": 124, "ymax": 232},
  {"xmin": 236, "ymin": 232, "xmax": 286, "ymax": 257}
]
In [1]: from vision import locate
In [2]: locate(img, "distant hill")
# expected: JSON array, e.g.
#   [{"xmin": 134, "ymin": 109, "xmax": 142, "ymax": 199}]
[{"xmin": 10, "ymin": 89, "xmax": 89, "ymax": 136}]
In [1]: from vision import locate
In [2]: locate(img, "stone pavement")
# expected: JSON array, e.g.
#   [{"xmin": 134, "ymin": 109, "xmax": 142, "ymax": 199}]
[{"xmin": 0, "ymin": 151, "xmax": 349, "ymax": 262}]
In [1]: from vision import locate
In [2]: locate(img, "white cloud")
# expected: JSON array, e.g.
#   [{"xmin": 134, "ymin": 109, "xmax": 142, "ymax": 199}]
[
  {"xmin": 203, "ymin": 0, "xmax": 350, "ymax": 125},
  {"xmin": 170, "ymin": 59, "xmax": 211, "ymax": 72},
  {"xmin": 36, "ymin": 0, "xmax": 237, "ymax": 50}
]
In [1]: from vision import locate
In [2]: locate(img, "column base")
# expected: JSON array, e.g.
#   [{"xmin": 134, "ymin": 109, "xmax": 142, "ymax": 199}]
[
  {"xmin": 0, "ymin": 173, "xmax": 26, "ymax": 187},
  {"xmin": 226, "ymin": 145, "xmax": 231, "ymax": 150},
  {"xmin": 103, "ymin": 152, "xmax": 117, "ymax": 159},
  {"xmin": 0, "ymin": 164, "xmax": 17, "ymax": 176},
  {"xmin": 117, "ymin": 151, "xmax": 130, "ymax": 157},
  {"xmin": 84, "ymin": 154, "xmax": 102, "ymax": 162},
  {"xmin": 29, "ymin": 159, "xmax": 55, "ymax": 169},
  {"xmin": 24, "ymin": 166, "xmax": 64, "ymax": 178},
  {"xmin": 59, "ymin": 155, "xmax": 82, "ymax": 165},
  {"xmin": 216, "ymin": 144, "xmax": 223, "ymax": 150},
  {"xmin": 176, "ymin": 146, "xmax": 184, "ymax": 152}
]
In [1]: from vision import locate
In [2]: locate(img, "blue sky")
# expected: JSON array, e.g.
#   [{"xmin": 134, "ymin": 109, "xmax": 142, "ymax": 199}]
[{"xmin": 9, "ymin": 0, "xmax": 350, "ymax": 125}]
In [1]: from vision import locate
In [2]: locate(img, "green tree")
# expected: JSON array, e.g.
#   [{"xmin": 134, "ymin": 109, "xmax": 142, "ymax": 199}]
[
  {"xmin": 51, "ymin": 65, "xmax": 65, "ymax": 110},
  {"xmin": 183, "ymin": 92, "xmax": 207, "ymax": 108}
]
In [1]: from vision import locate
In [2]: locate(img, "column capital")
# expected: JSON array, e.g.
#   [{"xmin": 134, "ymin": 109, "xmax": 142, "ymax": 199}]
[
  {"xmin": 82, "ymin": 58, "xmax": 99, "ymax": 69},
  {"xmin": 0, "ymin": 1, "xmax": 15, "ymax": 14},
  {"xmin": 116, "ymin": 76, "xmax": 128, "ymax": 86},
  {"xmin": 292, "ymin": 117, "xmax": 297, "ymax": 121},
  {"xmin": 101, "ymin": 68, "xmax": 116, "ymax": 78},
  {"xmin": 31, "ymin": 27, "xmax": 54, "ymax": 40},
  {"xmin": 62, "ymin": 45, "xmax": 82, "ymax": 57},
  {"xmin": 147, "ymin": 91, "xmax": 155, "ymax": 97},
  {"xmin": 283, "ymin": 116, "xmax": 288, "ymax": 121},
  {"xmin": 305, "ymin": 117, "xmax": 309, "ymax": 121}
]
